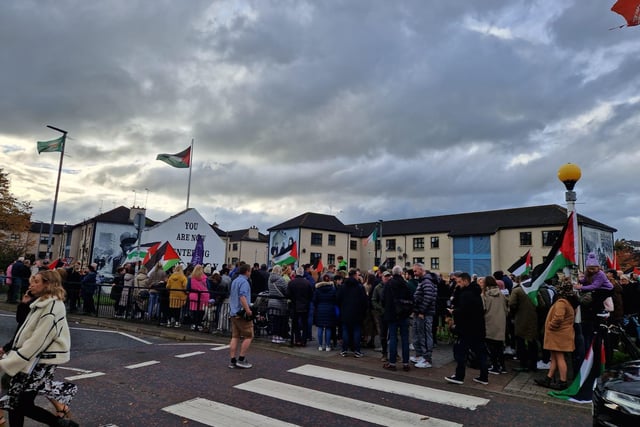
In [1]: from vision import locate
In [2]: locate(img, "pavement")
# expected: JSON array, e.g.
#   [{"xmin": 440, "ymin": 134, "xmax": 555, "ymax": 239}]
[{"xmin": 0, "ymin": 302, "xmax": 589, "ymax": 410}]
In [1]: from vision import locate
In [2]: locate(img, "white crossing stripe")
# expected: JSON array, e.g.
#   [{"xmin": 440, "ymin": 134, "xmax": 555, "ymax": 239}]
[
  {"xmin": 125, "ymin": 360, "xmax": 160, "ymax": 369},
  {"xmin": 162, "ymin": 397, "xmax": 299, "ymax": 427},
  {"xmin": 211, "ymin": 345, "xmax": 230, "ymax": 351},
  {"xmin": 289, "ymin": 364, "xmax": 490, "ymax": 410},
  {"xmin": 65, "ymin": 372, "xmax": 106, "ymax": 381},
  {"xmin": 175, "ymin": 351, "xmax": 206, "ymax": 358},
  {"xmin": 235, "ymin": 378, "xmax": 462, "ymax": 427}
]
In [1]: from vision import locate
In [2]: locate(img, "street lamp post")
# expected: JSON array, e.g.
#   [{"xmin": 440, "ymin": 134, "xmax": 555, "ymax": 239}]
[{"xmin": 558, "ymin": 163, "xmax": 581, "ymax": 271}]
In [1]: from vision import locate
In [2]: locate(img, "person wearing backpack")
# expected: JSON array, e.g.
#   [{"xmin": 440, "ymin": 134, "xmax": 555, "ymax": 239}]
[{"xmin": 535, "ymin": 281, "xmax": 556, "ymax": 370}]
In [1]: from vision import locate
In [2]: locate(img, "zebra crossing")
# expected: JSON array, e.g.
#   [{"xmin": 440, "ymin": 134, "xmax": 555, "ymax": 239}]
[{"xmin": 162, "ymin": 364, "xmax": 490, "ymax": 426}]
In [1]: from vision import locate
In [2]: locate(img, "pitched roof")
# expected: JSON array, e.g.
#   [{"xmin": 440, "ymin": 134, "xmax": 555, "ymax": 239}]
[
  {"xmin": 221, "ymin": 228, "xmax": 269, "ymax": 242},
  {"xmin": 29, "ymin": 222, "xmax": 65, "ymax": 234},
  {"xmin": 76, "ymin": 206, "xmax": 157, "ymax": 227},
  {"xmin": 268, "ymin": 212, "xmax": 352, "ymax": 233},
  {"xmin": 348, "ymin": 204, "xmax": 616, "ymax": 238}
]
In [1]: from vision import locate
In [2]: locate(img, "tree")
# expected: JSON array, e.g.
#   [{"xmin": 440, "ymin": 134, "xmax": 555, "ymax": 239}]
[{"xmin": 0, "ymin": 168, "xmax": 32, "ymax": 269}]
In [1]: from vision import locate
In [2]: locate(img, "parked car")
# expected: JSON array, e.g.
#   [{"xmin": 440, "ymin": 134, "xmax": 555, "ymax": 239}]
[{"xmin": 593, "ymin": 359, "xmax": 640, "ymax": 426}]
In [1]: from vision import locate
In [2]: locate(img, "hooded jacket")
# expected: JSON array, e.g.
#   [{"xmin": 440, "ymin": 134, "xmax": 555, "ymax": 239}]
[{"xmin": 413, "ymin": 273, "xmax": 437, "ymax": 316}]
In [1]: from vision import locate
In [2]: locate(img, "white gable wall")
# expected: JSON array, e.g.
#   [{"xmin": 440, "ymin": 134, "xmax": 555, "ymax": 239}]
[{"xmin": 142, "ymin": 209, "xmax": 225, "ymax": 268}]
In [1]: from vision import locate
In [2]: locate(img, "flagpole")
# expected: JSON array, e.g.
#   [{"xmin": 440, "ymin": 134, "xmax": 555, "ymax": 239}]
[
  {"xmin": 45, "ymin": 125, "xmax": 67, "ymax": 260},
  {"xmin": 186, "ymin": 138, "xmax": 194, "ymax": 210}
]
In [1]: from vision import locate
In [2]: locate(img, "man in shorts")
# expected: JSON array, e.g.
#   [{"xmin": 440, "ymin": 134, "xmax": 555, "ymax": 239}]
[{"xmin": 228, "ymin": 264, "xmax": 254, "ymax": 369}]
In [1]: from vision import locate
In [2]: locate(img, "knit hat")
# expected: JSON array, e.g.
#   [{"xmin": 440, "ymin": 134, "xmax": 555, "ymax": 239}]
[{"xmin": 585, "ymin": 252, "xmax": 599, "ymax": 267}]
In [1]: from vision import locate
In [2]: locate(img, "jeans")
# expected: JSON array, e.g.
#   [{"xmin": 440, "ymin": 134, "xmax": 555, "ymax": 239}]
[
  {"xmin": 292, "ymin": 312, "xmax": 309, "ymax": 345},
  {"xmin": 147, "ymin": 292, "xmax": 159, "ymax": 318},
  {"xmin": 388, "ymin": 318, "xmax": 410, "ymax": 364},
  {"xmin": 413, "ymin": 315, "xmax": 434, "ymax": 361},
  {"xmin": 317, "ymin": 327, "xmax": 332, "ymax": 348},
  {"xmin": 454, "ymin": 334, "xmax": 488, "ymax": 381},
  {"xmin": 341, "ymin": 322, "xmax": 362, "ymax": 353}
]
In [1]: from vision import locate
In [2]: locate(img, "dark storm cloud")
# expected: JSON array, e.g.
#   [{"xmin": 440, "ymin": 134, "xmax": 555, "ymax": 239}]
[{"xmin": 2, "ymin": 1, "xmax": 639, "ymax": 238}]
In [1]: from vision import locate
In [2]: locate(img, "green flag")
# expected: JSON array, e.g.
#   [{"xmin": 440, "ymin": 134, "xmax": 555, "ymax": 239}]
[{"xmin": 37, "ymin": 135, "xmax": 65, "ymax": 154}]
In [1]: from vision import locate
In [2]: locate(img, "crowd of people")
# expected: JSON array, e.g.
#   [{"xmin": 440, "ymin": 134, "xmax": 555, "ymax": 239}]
[{"xmin": 2, "ymin": 251, "xmax": 639, "ymax": 390}]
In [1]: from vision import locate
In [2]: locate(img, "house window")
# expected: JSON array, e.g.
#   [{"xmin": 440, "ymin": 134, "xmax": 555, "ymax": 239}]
[
  {"xmin": 311, "ymin": 233, "xmax": 323, "ymax": 246},
  {"xmin": 430, "ymin": 236, "xmax": 439, "ymax": 249},
  {"xmin": 412, "ymin": 257, "xmax": 425, "ymax": 264},
  {"xmin": 328, "ymin": 234, "xmax": 336, "ymax": 246},
  {"xmin": 430, "ymin": 257, "xmax": 440, "ymax": 270},
  {"xmin": 386, "ymin": 239, "xmax": 396, "ymax": 251},
  {"xmin": 350, "ymin": 240, "xmax": 358, "ymax": 250},
  {"xmin": 520, "ymin": 232, "xmax": 532, "ymax": 246},
  {"xmin": 375, "ymin": 240, "xmax": 381, "ymax": 251},
  {"xmin": 542, "ymin": 230, "xmax": 561, "ymax": 247},
  {"xmin": 310, "ymin": 252, "xmax": 322, "ymax": 263},
  {"xmin": 232, "ymin": 243, "xmax": 238, "ymax": 251},
  {"xmin": 349, "ymin": 258, "xmax": 357, "ymax": 268},
  {"xmin": 39, "ymin": 236, "xmax": 50, "ymax": 244},
  {"xmin": 413, "ymin": 237, "xmax": 424, "ymax": 250},
  {"xmin": 327, "ymin": 254, "xmax": 335, "ymax": 265}
]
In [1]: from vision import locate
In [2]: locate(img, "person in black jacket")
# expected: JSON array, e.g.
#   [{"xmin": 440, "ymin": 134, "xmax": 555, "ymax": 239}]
[
  {"xmin": 382, "ymin": 266, "xmax": 413, "ymax": 371},
  {"xmin": 336, "ymin": 269, "xmax": 368, "ymax": 357},
  {"xmin": 445, "ymin": 272, "xmax": 489, "ymax": 385},
  {"xmin": 287, "ymin": 267, "xmax": 313, "ymax": 347}
]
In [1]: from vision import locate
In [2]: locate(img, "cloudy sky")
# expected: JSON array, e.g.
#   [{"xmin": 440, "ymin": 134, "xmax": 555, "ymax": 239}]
[{"xmin": 2, "ymin": 1, "xmax": 639, "ymax": 238}]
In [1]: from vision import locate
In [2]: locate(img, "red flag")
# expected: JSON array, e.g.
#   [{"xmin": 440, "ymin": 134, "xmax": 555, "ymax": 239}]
[
  {"xmin": 611, "ymin": 0, "xmax": 640, "ymax": 27},
  {"xmin": 606, "ymin": 252, "xmax": 619, "ymax": 270},
  {"xmin": 48, "ymin": 259, "xmax": 61, "ymax": 270}
]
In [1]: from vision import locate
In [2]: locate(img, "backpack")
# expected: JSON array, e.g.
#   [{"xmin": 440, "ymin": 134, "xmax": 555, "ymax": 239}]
[{"xmin": 537, "ymin": 284, "xmax": 556, "ymax": 313}]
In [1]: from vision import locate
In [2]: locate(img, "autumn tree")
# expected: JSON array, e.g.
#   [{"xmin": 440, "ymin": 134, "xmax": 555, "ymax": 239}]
[{"xmin": 0, "ymin": 168, "xmax": 32, "ymax": 269}]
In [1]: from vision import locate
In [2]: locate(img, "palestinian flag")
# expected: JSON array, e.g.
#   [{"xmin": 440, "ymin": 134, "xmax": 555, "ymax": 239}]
[
  {"xmin": 549, "ymin": 333, "xmax": 605, "ymax": 403},
  {"xmin": 606, "ymin": 252, "xmax": 619, "ymax": 270},
  {"xmin": 48, "ymin": 259, "xmax": 62, "ymax": 270},
  {"xmin": 313, "ymin": 256, "xmax": 324, "ymax": 273},
  {"xmin": 508, "ymin": 250, "xmax": 532, "ymax": 277},
  {"xmin": 273, "ymin": 241, "xmax": 298, "ymax": 266},
  {"xmin": 143, "ymin": 241, "xmax": 182, "ymax": 271},
  {"xmin": 521, "ymin": 212, "xmax": 575, "ymax": 306},
  {"xmin": 363, "ymin": 227, "xmax": 377, "ymax": 246},
  {"xmin": 156, "ymin": 146, "xmax": 191, "ymax": 168}
]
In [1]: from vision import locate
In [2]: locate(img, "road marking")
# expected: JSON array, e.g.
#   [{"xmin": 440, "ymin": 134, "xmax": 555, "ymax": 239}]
[
  {"xmin": 69, "ymin": 327, "xmax": 153, "ymax": 344},
  {"xmin": 289, "ymin": 364, "xmax": 490, "ymax": 410},
  {"xmin": 175, "ymin": 351, "xmax": 206, "ymax": 358},
  {"xmin": 56, "ymin": 366, "xmax": 92, "ymax": 373},
  {"xmin": 163, "ymin": 397, "xmax": 299, "ymax": 427},
  {"xmin": 65, "ymin": 372, "xmax": 106, "ymax": 381},
  {"xmin": 235, "ymin": 378, "xmax": 462, "ymax": 427},
  {"xmin": 211, "ymin": 345, "xmax": 230, "ymax": 351},
  {"xmin": 126, "ymin": 360, "xmax": 160, "ymax": 369},
  {"xmin": 118, "ymin": 332, "xmax": 153, "ymax": 344},
  {"xmin": 158, "ymin": 342, "xmax": 223, "ymax": 346}
]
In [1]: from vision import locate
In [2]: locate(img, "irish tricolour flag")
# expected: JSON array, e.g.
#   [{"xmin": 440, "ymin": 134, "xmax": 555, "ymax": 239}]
[{"xmin": 521, "ymin": 212, "xmax": 575, "ymax": 306}]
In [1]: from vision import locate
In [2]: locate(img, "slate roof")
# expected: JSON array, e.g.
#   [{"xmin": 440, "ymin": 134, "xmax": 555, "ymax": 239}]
[
  {"xmin": 76, "ymin": 206, "xmax": 157, "ymax": 227},
  {"xmin": 347, "ymin": 204, "xmax": 616, "ymax": 238},
  {"xmin": 268, "ymin": 212, "xmax": 352, "ymax": 233},
  {"xmin": 217, "ymin": 228, "xmax": 269, "ymax": 242},
  {"xmin": 29, "ymin": 222, "xmax": 65, "ymax": 234}
]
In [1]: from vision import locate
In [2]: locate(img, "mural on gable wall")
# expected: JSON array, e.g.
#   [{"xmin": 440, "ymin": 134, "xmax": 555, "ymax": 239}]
[{"xmin": 268, "ymin": 228, "xmax": 300, "ymax": 267}]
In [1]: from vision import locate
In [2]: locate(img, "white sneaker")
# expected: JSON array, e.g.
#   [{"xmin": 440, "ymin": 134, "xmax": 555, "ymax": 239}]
[
  {"xmin": 410, "ymin": 356, "xmax": 425, "ymax": 364},
  {"xmin": 318, "ymin": 346, "xmax": 324, "ymax": 351},
  {"xmin": 415, "ymin": 360, "xmax": 432, "ymax": 368},
  {"xmin": 235, "ymin": 360, "xmax": 252, "ymax": 369},
  {"xmin": 409, "ymin": 344, "xmax": 415, "ymax": 351},
  {"xmin": 504, "ymin": 346, "xmax": 515, "ymax": 355},
  {"xmin": 536, "ymin": 360, "xmax": 551, "ymax": 370},
  {"xmin": 325, "ymin": 347, "xmax": 332, "ymax": 352}
]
